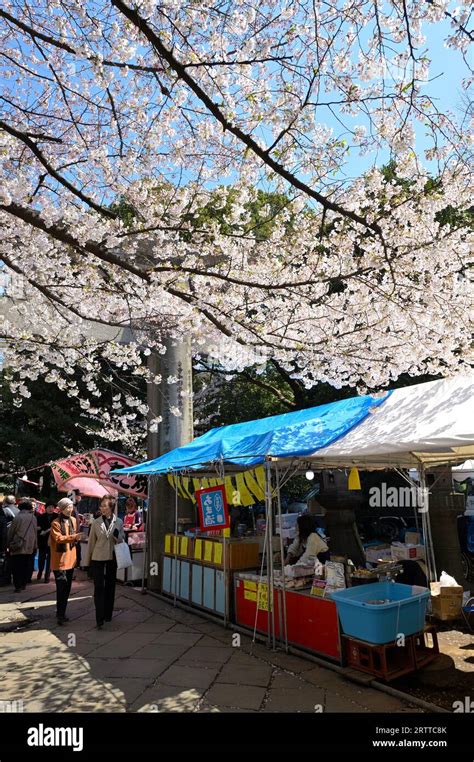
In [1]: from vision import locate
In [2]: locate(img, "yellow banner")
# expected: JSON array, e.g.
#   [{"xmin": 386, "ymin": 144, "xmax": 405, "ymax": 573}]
[
  {"xmin": 244, "ymin": 590, "xmax": 257, "ymax": 602},
  {"xmin": 243, "ymin": 469, "xmax": 265, "ymax": 502},
  {"xmin": 170, "ymin": 466, "xmax": 267, "ymax": 507},
  {"xmin": 204, "ymin": 541, "xmax": 213, "ymax": 562},
  {"xmin": 194, "ymin": 539, "xmax": 202, "ymax": 560},
  {"xmin": 214, "ymin": 543, "xmax": 223, "ymax": 564},
  {"xmin": 234, "ymin": 471, "xmax": 255, "ymax": 506},
  {"xmin": 257, "ymin": 582, "xmax": 272, "ymax": 612}
]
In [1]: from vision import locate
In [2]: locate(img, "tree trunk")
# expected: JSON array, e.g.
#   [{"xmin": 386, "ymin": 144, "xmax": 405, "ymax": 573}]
[{"xmin": 146, "ymin": 337, "xmax": 194, "ymax": 591}]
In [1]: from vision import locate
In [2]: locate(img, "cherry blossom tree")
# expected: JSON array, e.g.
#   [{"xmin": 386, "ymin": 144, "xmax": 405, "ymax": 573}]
[{"xmin": 0, "ymin": 0, "xmax": 472, "ymax": 444}]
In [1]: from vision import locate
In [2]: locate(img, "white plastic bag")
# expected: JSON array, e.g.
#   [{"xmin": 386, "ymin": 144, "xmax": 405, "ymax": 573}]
[
  {"xmin": 439, "ymin": 570, "xmax": 458, "ymax": 587},
  {"xmin": 114, "ymin": 541, "xmax": 133, "ymax": 570}
]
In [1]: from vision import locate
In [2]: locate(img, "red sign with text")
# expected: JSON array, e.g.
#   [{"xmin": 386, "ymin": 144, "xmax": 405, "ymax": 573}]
[{"xmin": 195, "ymin": 485, "xmax": 230, "ymax": 531}]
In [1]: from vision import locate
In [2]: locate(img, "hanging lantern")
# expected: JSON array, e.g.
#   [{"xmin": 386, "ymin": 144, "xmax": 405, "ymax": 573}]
[
  {"xmin": 305, "ymin": 470, "xmax": 315, "ymax": 481},
  {"xmin": 348, "ymin": 467, "xmax": 361, "ymax": 490}
]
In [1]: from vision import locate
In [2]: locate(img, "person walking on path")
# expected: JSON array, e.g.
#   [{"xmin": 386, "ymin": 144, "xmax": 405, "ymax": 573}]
[
  {"xmin": 86, "ymin": 496, "xmax": 124, "ymax": 629},
  {"xmin": 7, "ymin": 499, "xmax": 37, "ymax": 593},
  {"xmin": 0, "ymin": 503, "xmax": 8, "ymax": 586},
  {"xmin": 36, "ymin": 502, "xmax": 56, "ymax": 583},
  {"xmin": 50, "ymin": 498, "xmax": 84, "ymax": 624}
]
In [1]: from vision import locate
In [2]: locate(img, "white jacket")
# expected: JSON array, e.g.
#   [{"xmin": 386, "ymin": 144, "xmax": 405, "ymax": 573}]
[{"xmin": 287, "ymin": 532, "xmax": 328, "ymax": 566}]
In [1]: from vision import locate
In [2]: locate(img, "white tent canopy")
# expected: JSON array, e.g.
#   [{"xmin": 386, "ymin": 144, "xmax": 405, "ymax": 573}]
[
  {"xmin": 452, "ymin": 459, "xmax": 474, "ymax": 481},
  {"xmin": 302, "ymin": 375, "xmax": 474, "ymax": 470}
]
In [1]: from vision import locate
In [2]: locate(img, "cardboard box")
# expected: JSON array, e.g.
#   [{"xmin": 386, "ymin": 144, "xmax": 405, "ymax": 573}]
[
  {"xmin": 430, "ymin": 583, "xmax": 464, "ymax": 620},
  {"xmin": 405, "ymin": 532, "xmax": 421, "ymax": 545},
  {"xmin": 391, "ymin": 543, "xmax": 425, "ymax": 561},
  {"xmin": 365, "ymin": 544, "xmax": 392, "ymax": 563}
]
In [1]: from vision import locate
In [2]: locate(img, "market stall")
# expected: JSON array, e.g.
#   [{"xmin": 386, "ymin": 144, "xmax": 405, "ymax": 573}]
[
  {"xmin": 51, "ymin": 449, "xmax": 148, "ymax": 583},
  {"xmin": 162, "ymin": 534, "xmax": 260, "ymax": 621},
  {"xmin": 113, "ymin": 375, "xmax": 474, "ymax": 678}
]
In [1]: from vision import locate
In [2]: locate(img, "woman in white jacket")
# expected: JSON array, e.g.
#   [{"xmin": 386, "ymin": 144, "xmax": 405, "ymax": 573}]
[
  {"xmin": 86, "ymin": 496, "xmax": 124, "ymax": 628},
  {"xmin": 284, "ymin": 514, "xmax": 329, "ymax": 567}
]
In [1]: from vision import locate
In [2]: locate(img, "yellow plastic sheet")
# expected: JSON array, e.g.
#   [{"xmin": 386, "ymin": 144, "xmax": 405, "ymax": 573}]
[{"xmin": 214, "ymin": 543, "xmax": 223, "ymax": 564}]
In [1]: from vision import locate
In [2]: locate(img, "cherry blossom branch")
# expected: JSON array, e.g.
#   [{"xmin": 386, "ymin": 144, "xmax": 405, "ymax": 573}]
[{"xmin": 111, "ymin": 0, "xmax": 384, "ymax": 238}]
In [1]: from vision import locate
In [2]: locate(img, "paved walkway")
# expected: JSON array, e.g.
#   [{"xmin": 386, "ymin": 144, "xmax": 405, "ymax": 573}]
[{"xmin": 0, "ymin": 573, "xmax": 424, "ymax": 713}]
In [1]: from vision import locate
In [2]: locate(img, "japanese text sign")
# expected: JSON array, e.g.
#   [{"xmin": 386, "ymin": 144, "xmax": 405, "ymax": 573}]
[{"xmin": 195, "ymin": 484, "xmax": 230, "ymax": 531}]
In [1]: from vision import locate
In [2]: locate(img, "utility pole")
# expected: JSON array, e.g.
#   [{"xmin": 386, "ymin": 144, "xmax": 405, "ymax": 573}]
[{"xmin": 146, "ymin": 335, "xmax": 194, "ymax": 591}]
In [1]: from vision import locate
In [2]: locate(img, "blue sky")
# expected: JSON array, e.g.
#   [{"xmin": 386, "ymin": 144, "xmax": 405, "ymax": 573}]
[{"xmin": 339, "ymin": 17, "xmax": 472, "ymax": 179}]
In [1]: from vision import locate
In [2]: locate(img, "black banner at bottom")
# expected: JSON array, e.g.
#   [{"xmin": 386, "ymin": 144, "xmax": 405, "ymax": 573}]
[{"xmin": 0, "ymin": 712, "xmax": 472, "ymax": 758}]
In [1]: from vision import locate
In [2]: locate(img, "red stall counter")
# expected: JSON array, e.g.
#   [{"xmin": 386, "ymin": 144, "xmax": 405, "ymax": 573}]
[{"xmin": 234, "ymin": 575, "xmax": 341, "ymax": 662}]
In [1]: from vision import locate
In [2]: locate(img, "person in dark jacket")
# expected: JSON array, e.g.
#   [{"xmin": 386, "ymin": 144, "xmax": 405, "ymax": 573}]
[
  {"xmin": 36, "ymin": 502, "xmax": 55, "ymax": 582},
  {"xmin": 7, "ymin": 500, "xmax": 37, "ymax": 593},
  {"xmin": 0, "ymin": 504, "xmax": 8, "ymax": 554},
  {"xmin": 0, "ymin": 504, "xmax": 8, "ymax": 585}
]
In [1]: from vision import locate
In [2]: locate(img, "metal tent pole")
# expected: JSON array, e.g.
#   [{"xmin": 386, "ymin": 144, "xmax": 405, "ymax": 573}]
[
  {"xmin": 141, "ymin": 475, "xmax": 152, "ymax": 593},
  {"xmin": 219, "ymin": 457, "xmax": 229, "ymax": 628},
  {"xmin": 419, "ymin": 465, "xmax": 437, "ymax": 583},
  {"xmin": 251, "ymin": 513, "xmax": 269, "ymax": 651},
  {"xmin": 275, "ymin": 463, "xmax": 289, "ymax": 652},
  {"xmin": 265, "ymin": 460, "xmax": 276, "ymax": 650},
  {"xmin": 173, "ymin": 474, "xmax": 179, "ymax": 606}
]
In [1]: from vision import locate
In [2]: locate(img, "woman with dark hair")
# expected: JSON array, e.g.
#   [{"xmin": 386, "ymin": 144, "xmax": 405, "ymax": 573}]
[
  {"xmin": 284, "ymin": 514, "xmax": 330, "ymax": 566},
  {"xmin": 36, "ymin": 502, "xmax": 56, "ymax": 582},
  {"xmin": 123, "ymin": 497, "xmax": 142, "ymax": 532}
]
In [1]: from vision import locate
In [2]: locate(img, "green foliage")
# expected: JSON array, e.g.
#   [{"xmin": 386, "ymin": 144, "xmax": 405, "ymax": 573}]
[
  {"xmin": 382, "ymin": 161, "xmax": 473, "ymax": 230},
  {"xmin": 0, "ymin": 372, "xmax": 96, "ymax": 474},
  {"xmin": 182, "ymin": 187, "xmax": 296, "ymax": 242},
  {"xmin": 109, "ymin": 196, "xmax": 138, "ymax": 228},
  {"xmin": 0, "ymin": 368, "xmax": 146, "ymax": 480}
]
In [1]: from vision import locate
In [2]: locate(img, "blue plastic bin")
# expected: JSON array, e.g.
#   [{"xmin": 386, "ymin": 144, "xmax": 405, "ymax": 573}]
[{"xmin": 331, "ymin": 581, "xmax": 430, "ymax": 645}]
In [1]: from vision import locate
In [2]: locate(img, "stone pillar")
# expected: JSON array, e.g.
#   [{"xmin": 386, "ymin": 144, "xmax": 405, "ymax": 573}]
[
  {"xmin": 146, "ymin": 336, "xmax": 194, "ymax": 591},
  {"xmin": 324, "ymin": 501, "xmax": 366, "ymax": 568},
  {"xmin": 427, "ymin": 466, "xmax": 467, "ymax": 589}
]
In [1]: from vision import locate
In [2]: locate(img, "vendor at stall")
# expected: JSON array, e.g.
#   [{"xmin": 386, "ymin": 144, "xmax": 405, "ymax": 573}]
[
  {"xmin": 123, "ymin": 497, "xmax": 142, "ymax": 531},
  {"xmin": 284, "ymin": 514, "xmax": 330, "ymax": 566}
]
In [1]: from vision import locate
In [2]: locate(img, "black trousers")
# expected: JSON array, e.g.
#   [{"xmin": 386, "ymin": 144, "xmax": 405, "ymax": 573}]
[
  {"xmin": 38, "ymin": 546, "xmax": 51, "ymax": 578},
  {"xmin": 91, "ymin": 558, "xmax": 117, "ymax": 625},
  {"xmin": 27, "ymin": 553, "xmax": 35, "ymax": 583},
  {"xmin": 53, "ymin": 568, "xmax": 74, "ymax": 619},
  {"xmin": 11, "ymin": 554, "xmax": 30, "ymax": 590}
]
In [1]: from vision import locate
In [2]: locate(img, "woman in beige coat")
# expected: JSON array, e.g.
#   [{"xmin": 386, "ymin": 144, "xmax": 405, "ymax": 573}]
[{"xmin": 85, "ymin": 496, "xmax": 124, "ymax": 628}]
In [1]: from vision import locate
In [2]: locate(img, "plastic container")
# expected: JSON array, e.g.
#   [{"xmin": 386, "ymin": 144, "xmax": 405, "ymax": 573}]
[{"xmin": 331, "ymin": 581, "xmax": 430, "ymax": 644}]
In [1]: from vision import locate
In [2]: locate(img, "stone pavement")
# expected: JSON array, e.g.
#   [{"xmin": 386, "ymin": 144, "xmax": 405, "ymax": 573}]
[{"xmin": 0, "ymin": 573, "xmax": 424, "ymax": 713}]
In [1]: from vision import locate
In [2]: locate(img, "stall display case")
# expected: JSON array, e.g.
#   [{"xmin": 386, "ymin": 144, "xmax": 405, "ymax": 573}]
[
  {"xmin": 162, "ymin": 535, "xmax": 260, "ymax": 619},
  {"xmin": 162, "ymin": 556, "xmax": 229, "ymax": 617}
]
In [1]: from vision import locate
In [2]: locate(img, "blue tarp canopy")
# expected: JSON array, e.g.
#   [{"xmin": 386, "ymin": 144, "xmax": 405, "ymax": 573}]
[{"xmin": 112, "ymin": 391, "xmax": 390, "ymax": 475}]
